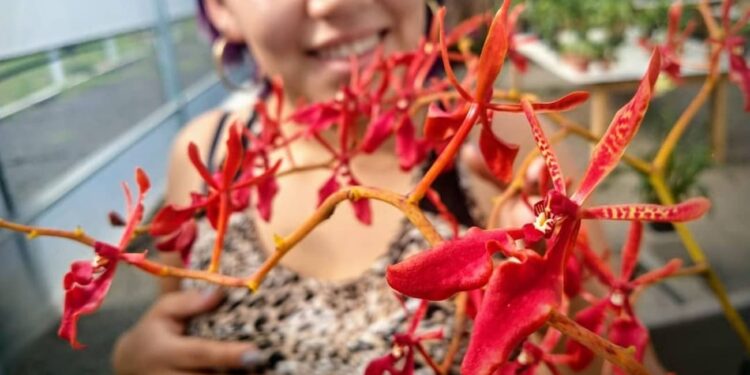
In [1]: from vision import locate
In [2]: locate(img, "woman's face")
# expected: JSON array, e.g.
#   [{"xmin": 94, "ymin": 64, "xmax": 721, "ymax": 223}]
[{"xmin": 207, "ymin": 0, "xmax": 426, "ymax": 102}]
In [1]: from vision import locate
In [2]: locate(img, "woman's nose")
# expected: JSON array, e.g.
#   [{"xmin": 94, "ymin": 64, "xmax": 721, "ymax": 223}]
[{"xmin": 306, "ymin": 0, "xmax": 373, "ymax": 19}]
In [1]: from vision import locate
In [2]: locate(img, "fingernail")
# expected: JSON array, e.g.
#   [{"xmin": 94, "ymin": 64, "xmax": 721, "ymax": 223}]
[
  {"xmin": 200, "ymin": 285, "xmax": 220, "ymax": 300},
  {"xmin": 241, "ymin": 350, "xmax": 266, "ymax": 369}
]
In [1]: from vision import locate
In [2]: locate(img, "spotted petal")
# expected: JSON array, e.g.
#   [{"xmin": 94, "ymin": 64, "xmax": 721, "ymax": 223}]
[
  {"xmin": 521, "ymin": 99, "xmax": 566, "ymax": 194},
  {"xmin": 580, "ymin": 197, "xmax": 710, "ymax": 222},
  {"xmin": 487, "ymin": 91, "xmax": 589, "ymax": 113},
  {"xmin": 572, "ymin": 50, "xmax": 661, "ymax": 204}
]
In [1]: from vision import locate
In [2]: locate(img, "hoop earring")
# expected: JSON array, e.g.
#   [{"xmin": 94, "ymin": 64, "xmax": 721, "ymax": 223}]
[{"xmin": 212, "ymin": 37, "xmax": 251, "ymax": 91}]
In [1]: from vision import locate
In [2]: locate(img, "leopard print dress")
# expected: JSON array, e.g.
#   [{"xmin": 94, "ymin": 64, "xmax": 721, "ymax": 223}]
[{"xmin": 183, "ymin": 211, "xmax": 472, "ymax": 374}]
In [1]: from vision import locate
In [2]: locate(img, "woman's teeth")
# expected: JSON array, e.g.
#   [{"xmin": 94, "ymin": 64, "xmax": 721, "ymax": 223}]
[{"xmin": 317, "ymin": 34, "xmax": 381, "ymax": 60}]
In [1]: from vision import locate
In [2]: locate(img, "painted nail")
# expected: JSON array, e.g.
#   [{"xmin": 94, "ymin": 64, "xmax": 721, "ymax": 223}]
[
  {"xmin": 200, "ymin": 285, "xmax": 220, "ymax": 300},
  {"xmin": 241, "ymin": 350, "xmax": 266, "ymax": 369}
]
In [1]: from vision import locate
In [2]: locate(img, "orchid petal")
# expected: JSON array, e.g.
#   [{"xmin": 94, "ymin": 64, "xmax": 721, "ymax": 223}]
[
  {"xmin": 119, "ymin": 169, "xmax": 150, "ymax": 249},
  {"xmin": 395, "ymin": 116, "xmax": 424, "ymax": 170},
  {"xmin": 479, "ymin": 125, "xmax": 519, "ymax": 184},
  {"xmin": 580, "ymin": 197, "xmax": 710, "ymax": 222},
  {"xmin": 474, "ymin": 0, "xmax": 511, "ymax": 101},
  {"xmin": 386, "ymin": 229, "xmax": 510, "ymax": 301},
  {"xmin": 564, "ymin": 254, "xmax": 582, "ymax": 298},
  {"xmin": 632, "ymin": 258, "xmax": 682, "ymax": 287},
  {"xmin": 461, "ymin": 254, "xmax": 561, "ymax": 375},
  {"xmin": 221, "ymin": 125, "xmax": 244, "ymax": 188},
  {"xmin": 155, "ymin": 220, "xmax": 198, "ymax": 266},
  {"xmin": 521, "ymin": 99, "xmax": 566, "ymax": 194},
  {"xmin": 609, "ymin": 316, "xmax": 649, "ymax": 374},
  {"xmin": 572, "ymin": 50, "xmax": 661, "ymax": 205},
  {"xmin": 188, "ymin": 142, "xmax": 219, "ymax": 190},
  {"xmin": 620, "ymin": 221, "xmax": 643, "ymax": 281},
  {"xmin": 348, "ymin": 177, "xmax": 372, "ymax": 225},
  {"xmin": 361, "ymin": 109, "xmax": 396, "ymax": 153},
  {"xmin": 728, "ymin": 37, "xmax": 750, "ymax": 112},
  {"xmin": 256, "ymin": 175, "xmax": 278, "ymax": 222},
  {"xmin": 150, "ymin": 205, "xmax": 197, "ymax": 236},
  {"xmin": 351, "ymin": 197, "xmax": 372, "ymax": 225},
  {"xmin": 565, "ymin": 300, "xmax": 609, "ymax": 371},
  {"xmin": 59, "ymin": 245, "xmax": 118, "ymax": 349},
  {"xmin": 423, "ymin": 103, "xmax": 467, "ymax": 144},
  {"xmin": 487, "ymin": 91, "xmax": 590, "ymax": 113},
  {"xmin": 577, "ymin": 234, "xmax": 617, "ymax": 287},
  {"xmin": 317, "ymin": 173, "xmax": 340, "ymax": 207}
]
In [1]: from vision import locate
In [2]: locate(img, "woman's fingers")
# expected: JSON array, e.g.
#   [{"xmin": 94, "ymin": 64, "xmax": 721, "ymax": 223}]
[
  {"xmin": 170, "ymin": 337, "xmax": 264, "ymax": 371},
  {"xmin": 151, "ymin": 288, "xmax": 226, "ymax": 321}
]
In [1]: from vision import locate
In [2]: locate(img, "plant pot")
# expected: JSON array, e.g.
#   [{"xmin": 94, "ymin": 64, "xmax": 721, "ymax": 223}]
[{"xmin": 561, "ymin": 54, "xmax": 590, "ymax": 72}]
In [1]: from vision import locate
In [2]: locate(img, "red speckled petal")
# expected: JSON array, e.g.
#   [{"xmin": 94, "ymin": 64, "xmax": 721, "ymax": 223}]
[
  {"xmin": 520, "ymin": 99, "xmax": 566, "ymax": 195},
  {"xmin": 572, "ymin": 50, "xmax": 661, "ymax": 205},
  {"xmin": 580, "ymin": 197, "xmax": 710, "ymax": 222},
  {"xmin": 487, "ymin": 91, "xmax": 589, "ymax": 113}
]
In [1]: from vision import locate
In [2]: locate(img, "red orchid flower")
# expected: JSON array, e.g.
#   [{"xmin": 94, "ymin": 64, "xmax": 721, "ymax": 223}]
[
  {"xmin": 365, "ymin": 299, "xmax": 443, "ymax": 375},
  {"xmin": 720, "ymin": 0, "xmax": 750, "ymax": 111},
  {"xmin": 59, "ymin": 169, "xmax": 150, "ymax": 348},
  {"xmin": 423, "ymin": 2, "xmax": 590, "ymax": 184},
  {"xmin": 360, "ymin": 14, "xmax": 491, "ymax": 170},
  {"xmin": 566, "ymin": 221, "xmax": 682, "ymax": 373},
  {"xmin": 495, "ymin": 327, "xmax": 565, "ymax": 375},
  {"xmin": 317, "ymin": 166, "xmax": 373, "ymax": 225},
  {"xmin": 640, "ymin": 0, "xmax": 695, "ymax": 83},
  {"xmin": 150, "ymin": 124, "xmax": 280, "ymax": 262},
  {"xmin": 390, "ymin": 49, "xmax": 710, "ymax": 374},
  {"xmin": 506, "ymin": 2, "xmax": 529, "ymax": 73}
]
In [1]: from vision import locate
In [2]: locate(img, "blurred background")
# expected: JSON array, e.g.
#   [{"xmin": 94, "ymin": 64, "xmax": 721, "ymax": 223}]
[{"xmin": 0, "ymin": 0, "xmax": 749, "ymax": 374}]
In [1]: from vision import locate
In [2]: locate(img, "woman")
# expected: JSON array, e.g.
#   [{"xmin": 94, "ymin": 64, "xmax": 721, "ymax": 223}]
[{"xmin": 112, "ymin": 0, "xmax": 538, "ymax": 373}]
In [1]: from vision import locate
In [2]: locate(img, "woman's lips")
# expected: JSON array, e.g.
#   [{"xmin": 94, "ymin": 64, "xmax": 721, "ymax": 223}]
[{"xmin": 307, "ymin": 29, "xmax": 389, "ymax": 72}]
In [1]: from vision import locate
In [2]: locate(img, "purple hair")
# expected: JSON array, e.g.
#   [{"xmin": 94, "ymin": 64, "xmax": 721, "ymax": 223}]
[{"xmin": 196, "ymin": 0, "xmax": 246, "ymax": 64}]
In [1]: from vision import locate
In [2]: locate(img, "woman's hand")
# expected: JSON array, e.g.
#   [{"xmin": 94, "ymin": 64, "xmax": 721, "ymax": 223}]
[{"xmin": 112, "ymin": 288, "xmax": 264, "ymax": 374}]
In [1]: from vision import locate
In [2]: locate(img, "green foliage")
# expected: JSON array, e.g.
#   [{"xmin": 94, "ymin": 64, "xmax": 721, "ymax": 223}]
[{"xmin": 638, "ymin": 144, "xmax": 712, "ymax": 204}]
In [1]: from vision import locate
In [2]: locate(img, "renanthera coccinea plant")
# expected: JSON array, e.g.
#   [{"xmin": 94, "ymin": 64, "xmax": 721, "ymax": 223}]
[{"xmin": 1, "ymin": 1, "xmax": 749, "ymax": 374}]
